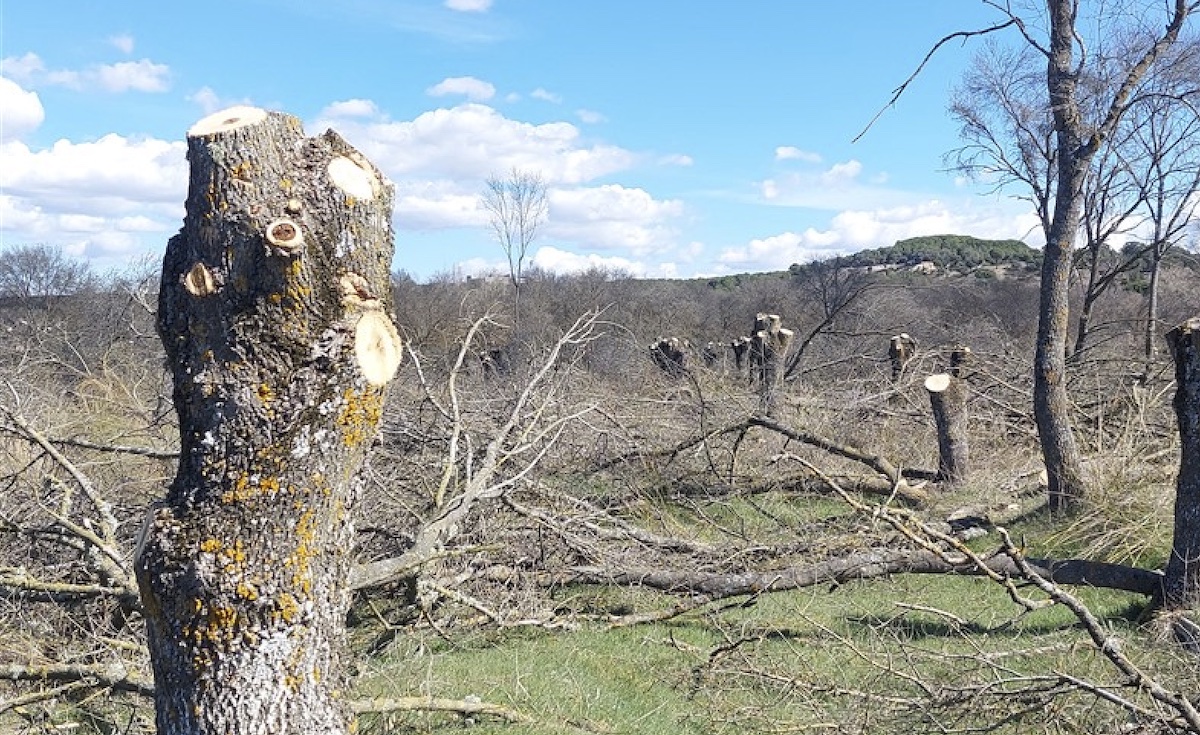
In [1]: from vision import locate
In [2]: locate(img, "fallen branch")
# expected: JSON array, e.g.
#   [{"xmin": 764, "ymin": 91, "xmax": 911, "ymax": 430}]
[
  {"xmin": 560, "ymin": 547, "xmax": 1162, "ymax": 600},
  {"xmin": 350, "ymin": 695, "xmax": 531, "ymax": 723}
]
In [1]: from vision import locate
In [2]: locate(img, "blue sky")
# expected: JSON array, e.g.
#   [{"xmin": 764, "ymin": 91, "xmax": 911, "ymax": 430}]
[{"xmin": 1, "ymin": 0, "xmax": 1039, "ymax": 280}]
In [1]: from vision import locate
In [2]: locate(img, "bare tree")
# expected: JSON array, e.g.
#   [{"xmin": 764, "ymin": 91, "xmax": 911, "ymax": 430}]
[
  {"xmin": 482, "ymin": 168, "xmax": 548, "ymax": 331},
  {"xmin": 942, "ymin": 1, "xmax": 1200, "ymax": 511},
  {"xmin": 0, "ymin": 243, "xmax": 95, "ymax": 307}
]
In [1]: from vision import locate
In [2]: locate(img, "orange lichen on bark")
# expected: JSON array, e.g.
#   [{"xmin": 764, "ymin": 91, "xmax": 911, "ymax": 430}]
[{"xmin": 336, "ymin": 387, "xmax": 383, "ymax": 447}]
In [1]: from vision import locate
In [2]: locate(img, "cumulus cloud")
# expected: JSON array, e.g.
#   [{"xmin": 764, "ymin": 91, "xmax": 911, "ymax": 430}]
[
  {"xmin": 775, "ymin": 146, "xmax": 821, "ymax": 163},
  {"xmin": 547, "ymin": 184, "xmax": 684, "ymax": 255},
  {"xmin": 426, "ymin": 76, "xmax": 495, "ymax": 101},
  {"xmin": 93, "ymin": 60, "xmax": 170, "ymax": 92},
  {"xmin": 0, "ymin": 76, "xmax": 45, "ymax": 139},
  {"xmin": 445, "ymin": 0, "xmax": 492, "ymax": 11},
  {"xmin": 1, "ymin": 53, "xmax": 169, "ymax": 93},
  {"xmin": 0, "ymin": 133, "xmax": 187, "ymax": 261},
  {"xmin": 316, "ymin": 101, "xmax": 635, "ymax": 185},
  {"xmin": 716, "ymin": 199, "xmax": 1040, "ymax": 272},
  {"xmin": 531, "ymin": 245, "xmax": 646, "ymax": 276}
]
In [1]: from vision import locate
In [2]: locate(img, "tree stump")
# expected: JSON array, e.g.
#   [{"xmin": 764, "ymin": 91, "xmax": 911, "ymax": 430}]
[
  {"xmin": 1163, "ymin": 317, "xmax": 1200, "ymax": 610},
  {"xmin": 134, "ymin": 107, "xmax": 400, "ymax": 735},
  {"xmin": 750, "ymin": 313, "xmax": 794, "ymax": 415},
  {"xmin": 924, "ymin": 373, "xmax": 969, "ymax": 486},
  {"xmin": 889, "ymin": 333, "xmax": 917, "ymax": 381}
]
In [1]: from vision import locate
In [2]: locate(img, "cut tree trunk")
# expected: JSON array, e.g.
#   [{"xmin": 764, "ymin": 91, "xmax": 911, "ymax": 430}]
[
  {"xmin": 751, "ymin": 313, "xmax": 793, "ymax": 416},
  {"xmin": 134, "ymin": 107, "xmax": 400, "ymax": 735},
  {"xmin": 888, "ymin": 333, "xmax": 917, "ymax": 381},
  {"xmin": 1163, "ymin": 317, "xmax": 1200, "ymax": 610},
  {"xmin": 925, "ymin": 373, "xmax": 969, "ymax": 486}
]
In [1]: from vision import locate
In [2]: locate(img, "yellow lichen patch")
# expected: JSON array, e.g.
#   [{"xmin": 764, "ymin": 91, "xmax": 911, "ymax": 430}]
[
  {"xmin": 286, "ymin": 509, "xmax": 317, "ymax": 597},
  {"xmin": 221, "ymin": 472, "xmax": 287, "ymax": 504},
  {"xmin": 230, "ymin": 161, "xmax": 253, "ymax": 180},
  {"xmin": 236, "ymin": 581, "xmax": 259, "ymax": 601},
  {"xmin": 336, "ymin": 387, "xmax": 384, "ymax": 448},
  {"xmin": 257, "ymin": 383, "xmax": 274, "ymax": 402},
  {"xmin": 277, "ymin": 592, "xmax": 300, "ymax": 624},
  {"xmin": 199, "ymin": 538, "xmax": 223, "ymax": 554}
]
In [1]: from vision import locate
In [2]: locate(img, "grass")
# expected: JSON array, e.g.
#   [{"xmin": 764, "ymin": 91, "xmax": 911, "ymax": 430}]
[{"xmin": 352, "ymin": 568, "xmax": 1158, "ymax": 735}]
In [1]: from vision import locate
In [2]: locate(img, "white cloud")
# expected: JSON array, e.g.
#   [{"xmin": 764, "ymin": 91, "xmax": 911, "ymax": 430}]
[
  {"xmin": 531, "ymin": 245, "xmax": 647, "ymax": 276},
  {"xmin": 658, "ymin": 153, "xmax": 693, "ymax": 167},
  {"xmin": 445, "ymin": 0, "xmax": 492, "ymax": 11},
  {"xmin": 1, "ymin": 53, "xmax": 44, "ymax": 84},
  {"xmin": 109, "ymin": 34, "xmax": 135, "ymax": 54},
  {"xmin": 0, "ymin": 76, "xmax": 45, "ymax": 139},
  {"xmin": 426, "ymin": 76, "xmax": 495, "ymax": 101},
  {"xmin": 759, "ymin": 159, "xmax": 912, "ymax": 211},
  {"xmin": 576, "ymin": 109, "xmax": 606, "ymax": 124},
  {"xmin": 547, "ymin": 184, "xmax": 684, "ymax": 255},
  {"xmin": 531, "ymin": 87, "xmax": 561, "ymax": 104},
  {"xmin": 1, "ymin": 53, "xmax": 169, "ymax": 93},
  {"xmin": 716, "ymin": 200, "xmax": 1040, "ymax": 272},
  {"xmin": 94, "ymin": 60, "xmax": 170, "ymax": 92},
  {"xmin": 317, "ymin": 101, "xmax": 636, "ymax": 185},
  {"xmin": 775, "ymin": 146, "xmax": 821, "ymax": 163},
  {"xmin": 0, "ymin": 133, "xmax": 187, "ymax": 262}
]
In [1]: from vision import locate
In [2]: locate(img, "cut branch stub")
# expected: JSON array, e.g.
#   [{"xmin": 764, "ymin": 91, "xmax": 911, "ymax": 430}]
[{"xmin": 138, "ymin": 106, "xmax": 398, "ymax": 735}]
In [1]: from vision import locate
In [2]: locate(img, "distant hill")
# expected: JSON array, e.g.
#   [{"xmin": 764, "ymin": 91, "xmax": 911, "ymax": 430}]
[{"xmin": 840, "ymin": 235, "xmax": 1041, "ymax": 272}]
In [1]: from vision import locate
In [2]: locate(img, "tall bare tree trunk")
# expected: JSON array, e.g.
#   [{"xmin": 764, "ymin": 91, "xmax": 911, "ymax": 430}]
[
  {"xmin": 1038, "ymin": 0, "xmax": 1092, "ymax": 512},
  {"xmin": 134, "ymin": 107, "xmax": 400, "ymax": 735},
  {"xmin": 1162, "ymin": 317, "xmax": 1200, "ymax": 611}
]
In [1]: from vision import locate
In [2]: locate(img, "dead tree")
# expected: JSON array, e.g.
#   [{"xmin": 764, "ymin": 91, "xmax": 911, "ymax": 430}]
[
  {"xmin": 135, "ymin": 107, "xmax": 401, "ymax": 735},
  {"xmin": 888, "ymin": 333, "xmax": 917, "ymax": 381}
]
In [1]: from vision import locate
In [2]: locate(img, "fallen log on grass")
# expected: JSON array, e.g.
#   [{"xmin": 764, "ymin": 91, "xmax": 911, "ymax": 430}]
[{"xmin": 561, "ymin": 548, "xmax": 1163, "ymax": 600}]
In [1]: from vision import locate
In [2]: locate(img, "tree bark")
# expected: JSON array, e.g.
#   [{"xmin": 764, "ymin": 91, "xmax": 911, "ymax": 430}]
[
  {"xmin": 751, "ymin": 313, "xmax": 793, "ymax": 416},
  {"xmin": 1038, "ymin": 0, "xmax": 1093, "ymax": 512},
  {"xmin": 925, "ymin": 373, "xmax": 969, "ymax": 486},
  {"xmin": 134, "ymin": 107, "xmax": 400, "ymax": 735},
  {"xmin": 1162, "ymin": 317, "xmax": 1200, "ymax": 610}
]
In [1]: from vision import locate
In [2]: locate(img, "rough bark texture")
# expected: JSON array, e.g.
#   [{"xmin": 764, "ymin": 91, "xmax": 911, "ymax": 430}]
[
  {"xmin": 1163, "ymin": 317, "xmax": 1200, "ymax": 610},
  {"xmin": 134, "ymin": 107, "xmax": 398, "ymax": 735},
  {"xmin": 925, "ymin": 373, "xmax": 969, "ymax": 486},
  {"xmin": 1038, "ymin": 0, "xmax": 1092, "ymax": 513}
]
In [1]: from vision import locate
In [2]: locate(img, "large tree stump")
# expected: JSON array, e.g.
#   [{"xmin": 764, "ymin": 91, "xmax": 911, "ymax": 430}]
[
  {"xmin": 134, "ymin": 107, "xmax": 400, "ymax": 735},
  {"xmin": 924, "ymin": 373, "xmax": 970, "ymax": 486},
  {"xmin": 1163, "ymin": 317, "xmax": 1200, "ymax": 610}
]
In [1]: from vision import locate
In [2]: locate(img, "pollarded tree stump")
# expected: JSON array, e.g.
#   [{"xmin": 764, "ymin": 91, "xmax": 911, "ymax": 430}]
[
  {"xmin": 1163, "ymin": 317, "xmax": 1200, "ymax": 610},
  {"xmin": 750, "ymin": 313, "xmax": 794, "ymax": 415},
  {"xmin": 924, "ymin": 372, "xmax": 969, "ymax": 486},
  {"xmin": 889, "ymin": 333, "xmax": 917, "ymax": 381},
  {"xmin": 134, "ymin": 107, "xmax": 401, "ymax": 735}
]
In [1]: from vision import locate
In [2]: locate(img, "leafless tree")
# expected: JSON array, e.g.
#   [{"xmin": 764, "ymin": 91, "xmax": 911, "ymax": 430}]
[
  {"xmin": 940, "ymin": 0, "xmax": 1200, "ymax": 511},
  {"xmin": 0, "ymin": 243, "xmax": 96, "ymax": 307},
  {"xmin": 482, "ymin": 168, "xmax": 548, "ymax": 331}
]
